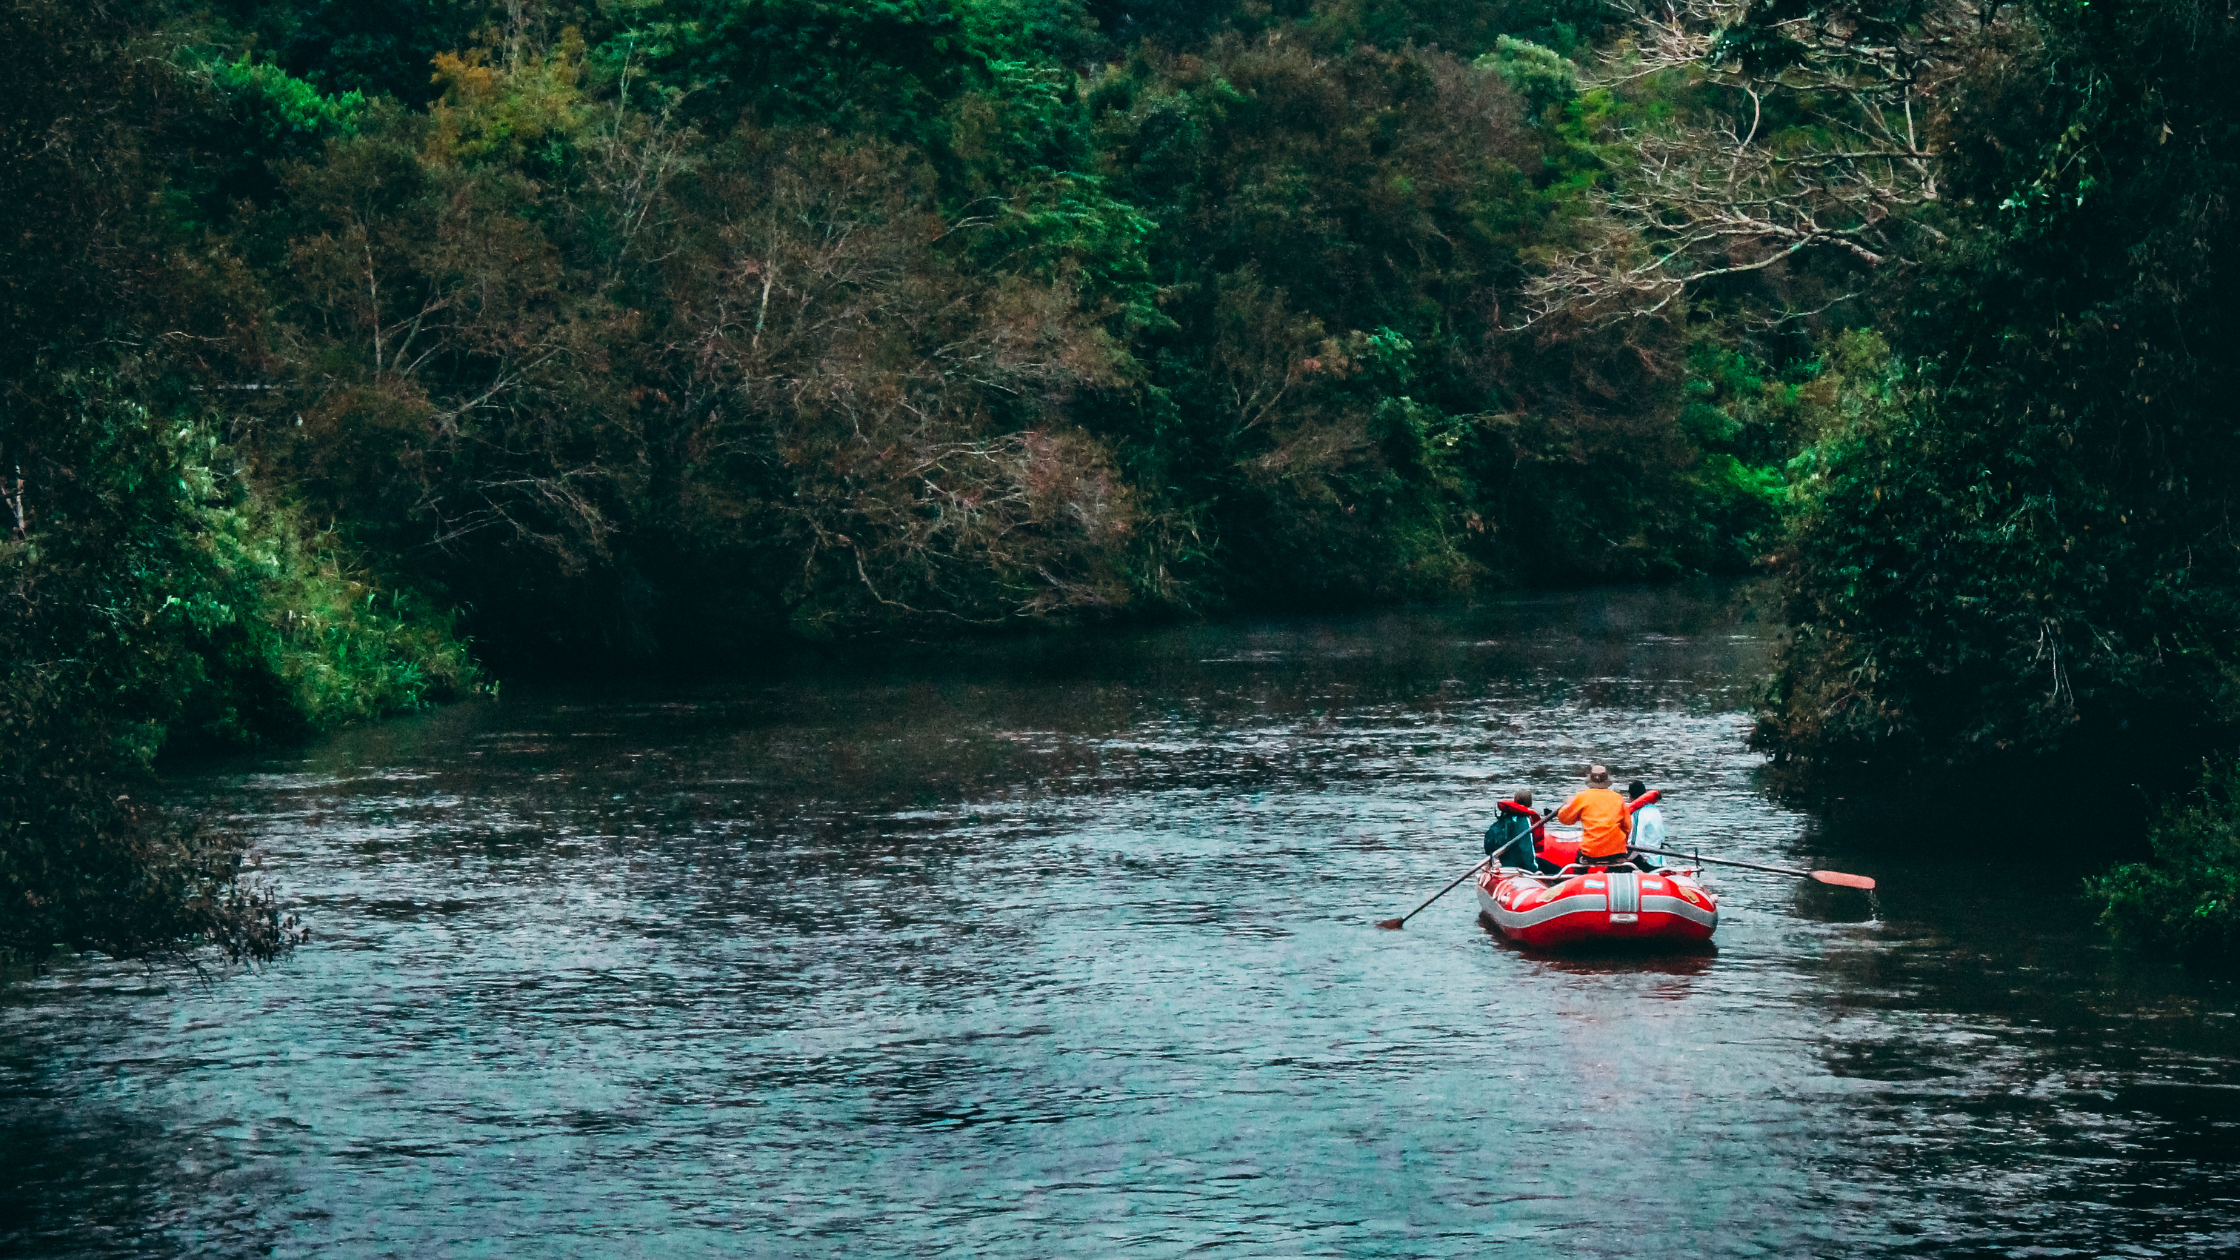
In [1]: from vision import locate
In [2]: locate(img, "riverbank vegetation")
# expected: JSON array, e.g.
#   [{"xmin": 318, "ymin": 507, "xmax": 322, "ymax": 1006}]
[
  {"xmin": 3, "ymin": 0, "xmax": 2233, "ymax": 960},
  {"xmin": 1713, "ymin": 0, "xmax": 2240, "ymax": 957}
]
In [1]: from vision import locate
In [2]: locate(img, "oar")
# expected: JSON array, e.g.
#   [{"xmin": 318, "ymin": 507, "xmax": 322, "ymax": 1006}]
[
  {"xmin": 1630, "ymin": 846, "xmax": 1875, "ymax": 890},
  {"xmin": 1375, "ymin": 847, "xmax": 1504, "ymax": 930}
]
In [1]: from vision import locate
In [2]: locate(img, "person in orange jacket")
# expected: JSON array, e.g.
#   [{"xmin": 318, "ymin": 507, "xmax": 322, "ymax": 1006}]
[{"xmin": 1556, "ymin": 764, "xmax": 1634, "ymax": 868}]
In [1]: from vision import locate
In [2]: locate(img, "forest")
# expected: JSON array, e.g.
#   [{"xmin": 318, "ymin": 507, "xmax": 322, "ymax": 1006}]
[{"xmin": 2, "ymin": 0, "xmax": 2235, "ymax": 963}]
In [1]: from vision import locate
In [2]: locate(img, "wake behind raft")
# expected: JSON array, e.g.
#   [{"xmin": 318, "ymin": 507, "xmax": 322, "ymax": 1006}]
[{"xmin": 1480, "ymin": 788, "xmax": 1718, "ymax": 948}]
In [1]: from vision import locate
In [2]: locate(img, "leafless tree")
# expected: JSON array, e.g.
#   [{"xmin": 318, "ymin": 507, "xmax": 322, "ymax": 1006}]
[
  {"xmin": 1518, "ymin": 0, "xmax": 2011, "ymax": 326},
  {"xmin": 657, "ymin": 135, "xmax": 1140, "ymax": 626}
]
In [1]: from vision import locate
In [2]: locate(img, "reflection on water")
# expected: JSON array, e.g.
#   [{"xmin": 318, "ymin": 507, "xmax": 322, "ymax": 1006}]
[{"xmin": 4, "ymin": 585, "xmax": 2239, "ymax": 1257}]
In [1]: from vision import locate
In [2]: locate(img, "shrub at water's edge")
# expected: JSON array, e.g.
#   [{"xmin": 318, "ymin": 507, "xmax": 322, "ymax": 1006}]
[
  {"xmin": 166, "ymin": 421, "xmax": 481, "ymax": 747},
  {"xmin": 0, "ymin": 383, "xmax": 477, "ymax": 963},
  {"xmin": 1, "ymin": 2, "xmax": 476, "ymax": 963},
  {"xmin": 2093, "ymin": 760, "xmax": 2240, "ymax": 963}
]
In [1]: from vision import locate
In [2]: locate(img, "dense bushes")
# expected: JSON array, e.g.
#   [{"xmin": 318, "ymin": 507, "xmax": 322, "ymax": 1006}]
[
  {"xmin": 1731, "ymin": 0, "xmax": 2240, "ymax": 954},
  {"xmin": 0, "ymin": 0, "xmax": 474, "ymax": 961},
  {"xmin": 2094, "ymin": 760, "xmax": 2240, "ymax": 963},
  {"xmin": 1753, "ymin": 0, "xmax": 2240, "ymax": 781},
  {"xmin": 0, "ymin": 376, "xmax": 475, "ymax": 961}
]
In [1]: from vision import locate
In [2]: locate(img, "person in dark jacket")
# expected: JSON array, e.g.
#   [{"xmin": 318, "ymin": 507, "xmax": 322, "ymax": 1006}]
[{"xmin": 1484, "ymin": 788, "xmax": 1555, "ymax": 872}]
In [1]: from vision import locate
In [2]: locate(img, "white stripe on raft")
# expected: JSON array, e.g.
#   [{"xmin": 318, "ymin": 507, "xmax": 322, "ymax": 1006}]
[
  {"xmin": 1489, "ymin": 896, "xmax": 1610, "ymax": 929},
  {"xmin": 1638, "ymin": 895, "xmax": 1718, "ymax": 928}
]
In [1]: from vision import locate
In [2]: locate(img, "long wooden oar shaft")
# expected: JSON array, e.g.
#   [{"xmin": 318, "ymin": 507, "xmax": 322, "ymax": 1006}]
[
  {"xmin": 1376, "ymin": 856, "xmax": 1493, "ymax": 930},
  {"xmin": 1630, "ymin": 846, "xmax": 1875, "ymax": 890}
]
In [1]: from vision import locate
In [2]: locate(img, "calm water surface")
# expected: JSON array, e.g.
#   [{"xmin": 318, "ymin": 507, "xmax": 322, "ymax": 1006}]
[{"xmin": 5, "ymin": 587, "xmax": 2239, "ymax": 1257}]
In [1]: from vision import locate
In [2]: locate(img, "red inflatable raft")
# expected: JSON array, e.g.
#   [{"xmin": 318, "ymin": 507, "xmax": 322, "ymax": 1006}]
[{"xmin": 1476, "ymin": 862, "xmax": 1719, "ymax": 948}]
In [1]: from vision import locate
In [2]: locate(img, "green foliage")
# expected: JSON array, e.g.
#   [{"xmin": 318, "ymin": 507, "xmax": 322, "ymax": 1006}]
[
  {"xmin": 645, "ymin": 0, "xmax": 983, "ymax": 148},
  {"xmin": 1475, "ymin": 36, "xmax": 1574, "ymax": 118},
  {"xmin": 167, "ymin": 49, "xmax": 371, "ymax": 222},
  {"xmin": 1756, "ymin": 0, "xmax": 2240, "ymax": 785},
  {"xmin": 165, "ymin": 420, "xmax": 482, "ymax": 744},
  {"xmin": 1, "ymin": 375, "xmax": 474, "ymax": 962},
  {"xmin": 1271, "ymin": 0, "xmax": 1616, "ymax": 60},
  {"xmin": 274, "ymin": 0, "xmax": 499, "ymax": 105},
  {"xmin": 0, "ymin": 0, "xmax": 477, "ymax": 960},
  {"xmin": 1085, "ymin": 38, "xmax": 1689, "ymax": 597},
  {"xmin": 203, "ymin": 52, "xmax": 368, "ymax": 144},
  {"xmin": 2093, "ymin": 758, "xmax": 2240, "ymax": 962},
  {"xmin": 38, "ymin": 0, "xmax": 2225, "ymax": 961},
  {"xmin": 1673, "ymin": 331, "xmax": 1889, "ymax": 571},
  {"xmin": 425, "ymin": 30, "xmax": 590, "ymax": 171},
  {"xmin": 960, "ymin": 0, "xmax": 1100, "ymax": 64}
]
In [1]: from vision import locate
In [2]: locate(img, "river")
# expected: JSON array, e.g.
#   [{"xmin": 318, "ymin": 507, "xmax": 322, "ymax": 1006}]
[{"xmin": 5, "ymin": 586, "xmax": 2238, "ymax": 1257}]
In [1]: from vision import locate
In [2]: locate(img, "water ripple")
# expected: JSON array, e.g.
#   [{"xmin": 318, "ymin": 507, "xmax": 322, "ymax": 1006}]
[{"xmin": 4, "ymin": 587, "xmax": 2239, "ymax": 1257}]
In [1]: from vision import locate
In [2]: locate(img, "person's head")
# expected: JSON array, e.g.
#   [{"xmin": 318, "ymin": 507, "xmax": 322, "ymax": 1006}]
[
  {"xmin": 1627, "ymin": 779, "xmax": 1648, "ymax": 799},
  {"xmin": 1512, "ymin": 788, "xmax": 1534, "ymax": 807},
  {"xmin": 1587, "ymin": 764, "xmax": 1611, "ymax": 788}
]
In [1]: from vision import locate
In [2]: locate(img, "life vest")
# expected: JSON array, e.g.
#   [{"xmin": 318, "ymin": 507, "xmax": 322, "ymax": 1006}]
[
  {"xmin": 1488, "ymin": 799, "xmax": 1547, "ymax": 862},
  {"xmin": 1627, "ymin": 789, "xmax": 1661, "ymax": 813},
  {"xmin": 1496, "ymin": 800, "xmax": 1547, "ymax": 836}
]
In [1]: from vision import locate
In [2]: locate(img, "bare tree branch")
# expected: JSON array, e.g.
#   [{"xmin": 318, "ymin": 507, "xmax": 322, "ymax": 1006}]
[{"xmin": 1516, "ymin": 0, "xmax": 2007, "ymax": 326}]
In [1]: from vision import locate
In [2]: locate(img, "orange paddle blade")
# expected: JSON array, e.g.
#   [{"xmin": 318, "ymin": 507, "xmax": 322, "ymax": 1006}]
[
  {"xmin": 1375, "ymin": 918, "xmax": 1405, "ymax": 930},
  {"xmin": 1811, "ymin": 870, "xmax": 1876, "ymax": 891}
]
